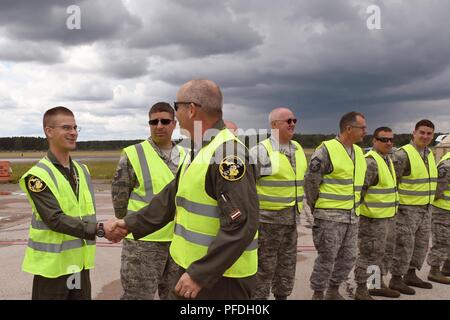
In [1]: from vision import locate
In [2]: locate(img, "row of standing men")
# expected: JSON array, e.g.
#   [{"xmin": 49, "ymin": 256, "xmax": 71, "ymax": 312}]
[{"xmin": 19, "ymin": 79, "xmax": 450, "ymax": 299}]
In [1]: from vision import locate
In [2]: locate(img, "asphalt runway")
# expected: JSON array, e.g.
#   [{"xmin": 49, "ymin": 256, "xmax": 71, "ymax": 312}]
[{"xmin": 0, "ymin": 182, "xmax": 449, "ymax": 300}]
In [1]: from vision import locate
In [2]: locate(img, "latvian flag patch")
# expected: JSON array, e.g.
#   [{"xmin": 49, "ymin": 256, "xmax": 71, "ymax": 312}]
[{"xmin": 230, "ymin": 209, "xmax": 242, "ymax": 221}]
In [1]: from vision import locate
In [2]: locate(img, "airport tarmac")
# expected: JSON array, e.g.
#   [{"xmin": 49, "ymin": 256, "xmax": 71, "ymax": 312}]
[{"xmin": 0, "ymin": 181, "xmax": 449, "ymax": 300}]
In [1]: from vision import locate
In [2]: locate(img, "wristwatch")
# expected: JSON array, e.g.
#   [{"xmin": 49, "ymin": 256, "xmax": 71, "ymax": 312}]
[{"xmin": 96, "ymin": 222, "xmax": 105, "ymax": 238}]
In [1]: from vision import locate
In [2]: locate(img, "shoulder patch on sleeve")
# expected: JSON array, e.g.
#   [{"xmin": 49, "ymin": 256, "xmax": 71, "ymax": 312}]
[
  {"xmin": 28, "ymin": 176, "xmax": 47, "ymax": 193},
  {"xmin": 219, "ymin": 155, "xmax": 246, "ymax": 181},
  {"xmin": 309, "ymin": 156, "xmax": 322, "ymax": 172}
]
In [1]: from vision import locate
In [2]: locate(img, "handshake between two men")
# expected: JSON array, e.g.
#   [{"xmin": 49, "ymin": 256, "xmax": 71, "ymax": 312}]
[{"xmin": 102, "ymin": 218, "xmax": 129, "ymax": 243}]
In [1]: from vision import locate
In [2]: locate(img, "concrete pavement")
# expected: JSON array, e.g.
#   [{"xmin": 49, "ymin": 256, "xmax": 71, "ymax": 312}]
[{"xmin": 1, "ymin": 182, "xmax": 449, "ymax": 300}]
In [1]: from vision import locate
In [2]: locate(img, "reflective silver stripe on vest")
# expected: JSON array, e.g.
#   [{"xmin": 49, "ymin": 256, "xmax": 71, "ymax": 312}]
[
  {"xmin": 130, "ymin": 143, "xmax": 155, "ymax": 203},
  {"xmin": 355, "ymin": 201, "xmax": 361, "ymax": 208},
  {"xmin": 354, "ymin": 186, "xmax": 363, "ymax": 192},
  {"xmin": 176, "ymin": 196, "xmax": 220, "ymax": 218},
  {"xmin": 174, "ymin": 224, "xmax": 257, "ymax": 251},
  {"xmin": 258, "ymin": 194, "xmax": 297, "ymax": 203},
  {"xmin": 297, "ymin": 196, "xmax": 304, "ymax": 203},
  {"xmin": 322, "ymin": 178, "xmax": 353, "ymax": 185},
  {"xmin": 258, "ymin": 180, "xmax": 304, "ymax": 187},
  {"xmin": 363, "ymin": 201, "xmax": 399, "ymax": 208},
  {"xmin": 31, "ymin": 214, "xmax": 97, "ymax": 231},
  {"xmin": 398, "ymin": 190, "xmax": 433, "ymax": 196},
  {"xmin": 35, "ymin": 162, "xmax": 58, "ymax": 189},
  {"xmin": 318, "ymin": 193, "xmax": 354, "ymax": 201},
  {"xmin": 400, "ymin": 178, "xmax": 438, "ymax": 184},
  {"xmin": 441, "ymin": 194, "xmax": 450, "ymax": 201},
  {"xmin": 28, "ymin": 238, "xmax": 95, "ymax": 253},
  {"xmin": 31, "ymin": 215, "xmax": 50, "ymax": 230},
  {"xmin": 366, "ymin": 188, "xmax": 397, "ymax": 195},
  {"xmin": 74, "ymin": 160, "xmax": 96, "ymax": 210}
]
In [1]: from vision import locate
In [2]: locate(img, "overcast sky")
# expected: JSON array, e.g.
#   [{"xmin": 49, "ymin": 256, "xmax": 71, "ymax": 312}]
[{"xmin": 1, "ymin": 0, "xmax": 449, "ymax": 141}]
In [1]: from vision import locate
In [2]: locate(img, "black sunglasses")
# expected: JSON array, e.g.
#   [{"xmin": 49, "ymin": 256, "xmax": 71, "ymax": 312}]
[
  {"xmin": 173, "ymin": 101, "xmax": 202, "ymax": 111},
  {"xmin": 149, "ymin": 119, "xmax": 173, "ymax": 126},
  {"xmin": 375, "ymin": 137, "xmax": 394, "ymax": 143},
  {"xmin": 274, "ymin": 118, "xmax": 297, "ymax": 125}
]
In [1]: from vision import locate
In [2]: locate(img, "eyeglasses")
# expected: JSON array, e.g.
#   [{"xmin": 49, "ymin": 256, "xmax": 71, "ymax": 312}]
[
  {"xmin": 173, "ymin": 101, "xmax": 202, "ymax": 111},
  {"xmin": 274, "ymin": 118, "xmax": 297, "ymax": 125},
  {"xmin": 49, "ymin": 125, "xmax": 81, "ymax": 132},
  {"xmin": 149, "ymin": 119, "xmax": 173, "ymax": 126},
  {"xmin": 375, "ymin": 137, "xmax": 394, "ymax": 143}
]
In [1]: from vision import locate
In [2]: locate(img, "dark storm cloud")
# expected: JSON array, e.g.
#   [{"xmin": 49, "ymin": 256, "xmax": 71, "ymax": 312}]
[
  {"xmin": 2, "ymin": 0, "xmax": 450, "ymax": 139},
  {"xmin": 0, "ymin": 0, "xmax": 140, "ymax": 52},
  {"xmin": 127, "ymin": 0, "xmax": 263, "ymax": 57},
  {"xmin": 151, "ymin": 0, "xmax": 450, "ymax": 132}
]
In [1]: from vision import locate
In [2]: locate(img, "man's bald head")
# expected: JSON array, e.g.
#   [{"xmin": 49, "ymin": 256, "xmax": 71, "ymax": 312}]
[
  {"xmin": 268, "ymin": 107, "xmax": 295, "ymax": 125},
  {"xmin": 177, "ymin": 79, "xmax": 223, "ymax": 118}
]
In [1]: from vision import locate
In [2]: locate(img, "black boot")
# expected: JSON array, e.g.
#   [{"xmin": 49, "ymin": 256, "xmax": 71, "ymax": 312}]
[
  {"xmin": 354, "ymin": 284, "xmax": 374, "ymax": 300},
  {"xmin": 428, "ymin": 266, "xmax": 450, "ymax": 285},
  {"xmin": 404, "ymin": 268, "xmax": 433, "ymax": 289},
  {"xmin": 389, "ymin": 275, "xmax": 415, "ymax": 295},
  {"xmin": 442, "ymin": 259, "xmax": 450, "ymax": 277},
  {"xmin": 369, "ymin": 277, "xmax": 400, "ymax": 298}
]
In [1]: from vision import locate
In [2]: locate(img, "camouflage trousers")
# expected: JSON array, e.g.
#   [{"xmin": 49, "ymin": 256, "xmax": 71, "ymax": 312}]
[
  {"xmin": 391, "ymin": 206, "xmax": 431, "ymax": 276},
  {"xmin": 253, "ymin": 223, "xmax": 297, "ymax": 299},
  {"xmin": 354, "ymin": 216, "xmax": 394, "ymax": 285},
  {"xmin": 381, "ymin": 218, "xmax": 396, "ymax": 276},
  {"xmin": 310, "ymin": 218, "xmax": 358, "ymax": 291},
  {"xmin": 120, "ymin": 239, "xmax": 179, "ymax": 300},
  {"xmin": 426, "ymin": 208, "xmax": 450, "ymax": 267}
]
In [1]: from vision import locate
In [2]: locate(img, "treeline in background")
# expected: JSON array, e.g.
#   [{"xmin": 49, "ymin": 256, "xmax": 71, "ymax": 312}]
[{"xmin": 0, "ymin": 133, "xmax": 444, "ymax": 151}]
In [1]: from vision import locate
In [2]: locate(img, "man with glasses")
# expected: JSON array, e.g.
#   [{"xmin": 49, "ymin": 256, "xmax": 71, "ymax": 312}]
[
  {"xmin": 111, "ymin": 102, "xmax": 185, "ymax": 300},
  {"xmin": 354, "ymin": 127, "xmax": 400, "ymax": 300},
  {"xmin": 19, "ymin": 106, "xmax": 109, "ymax": 299},
  {"xmin": 305, "ymin": 111, "xmax": 367, "ymax": 300},
  {"xmin": 389, "ymin": 119, "xmax": 437, "ymax": 294},
  {"xmin": 107, "ymin": 80, "xmax": 259, "ymax": 300},
  {"xmin": 250, "ymin": 107, "xmax": 306, "ymax": 300}
]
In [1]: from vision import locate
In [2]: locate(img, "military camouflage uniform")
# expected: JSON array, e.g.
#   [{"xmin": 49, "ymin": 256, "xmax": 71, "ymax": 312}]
[
  {"xmin": 427, "ymin": 157, "xmax": 450, "ymax": 268},
  {"xmin": 390, "ymin": 142, "xmax": 433, "ymax": 276},
  {"xmin": 250, "ymin": 136, "xmax": 300, "ymax": 299},
  {"xmin": 305, "ymin": 139, "xmax": 359, "ymax": 292},
  {"xmin": 354, "ymin": 152, "xmax": 396, "ymax": 285},
  {"xmin": 112, "ymin": 138, "xmax": 182, "ymax": 300}
]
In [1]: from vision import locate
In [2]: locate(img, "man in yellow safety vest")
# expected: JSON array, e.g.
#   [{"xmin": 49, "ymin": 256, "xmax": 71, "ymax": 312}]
[
  {"xmin": 305, "ymin": 111, "xmax": 367, "ymax": 300},
  {"xmin": 354, "ymin": 126, "xmax": 400, "ymax": 300},
  {"xmin": 389, "ymin": 119, "xmax": 437, "ymax": 294},
  {"xmin": 20, "ymin": 106, "xmax": 118, "ymax": 299},
  {"xmin": 111, "ymin": 102, "xmax": 186, "ymax": 299},
  {"xmin": 251, "ymin": 107, "xmax": 306, "ymax": 300}
]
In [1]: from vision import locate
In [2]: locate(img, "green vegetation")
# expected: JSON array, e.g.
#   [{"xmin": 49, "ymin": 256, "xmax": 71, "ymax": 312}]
[{"xmin": 10, "ymin": 160, "xmax": 118, "ymax": 184}]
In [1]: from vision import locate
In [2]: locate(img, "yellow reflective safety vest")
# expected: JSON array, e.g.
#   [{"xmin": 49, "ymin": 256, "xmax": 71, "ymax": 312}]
[
  {"xmin": 257, "ymin": 138, "xmax": 307, "ymax": 212},
  {"xmin": 19, "ymin": 157, "xmax": 96, "ymax": 278},
  {"xmin": 359, "ymin": 151, "xmax": 398, "ymax": 218},
  {"xmin": 314, "ymin": 139, "xmax": 367, "ymax": 214},
  {"xmin": 170, "ymin": 128, "xmax": 258, "ymax": 278},
  {"xmin": 124, "ymin": 140, "xmax": 185, "ymax": 241},
  {"xmin": 432, "ymin": 152, "xmax": 450, "ymax": 211},
  {"xmin": 398, "ymin": 144, "xmax": 437, "ymax": 205}
]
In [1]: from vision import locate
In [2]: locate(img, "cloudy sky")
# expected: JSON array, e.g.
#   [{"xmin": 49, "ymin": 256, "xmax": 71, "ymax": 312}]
[{"xmin": 1, "ymin": 0, "xmax": 449, "ymax": 141}]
